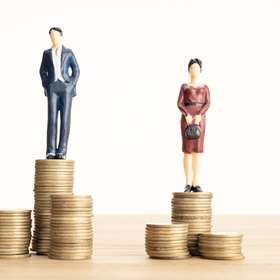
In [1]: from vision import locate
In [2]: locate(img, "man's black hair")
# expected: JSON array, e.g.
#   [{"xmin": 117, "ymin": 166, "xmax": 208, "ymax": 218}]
[{"xmin": 49, "ymin": 27, "xmax": 63, "ymax": 36}]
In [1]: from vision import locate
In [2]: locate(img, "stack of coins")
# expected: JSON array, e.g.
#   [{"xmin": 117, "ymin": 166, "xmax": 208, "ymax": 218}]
[
  {"xmin": 171, "ymin": 192, "xmax": 213, "ymax": 256},
  {"xmin": 0, "ymin": 210, "xmax": 31, "ymax": 258},
  {"xmin": 198, "ymin": 232, "xmax": 244, "ymax": 260},
  {"xmin": 49, "ymin": 195, "xmax": 93, "ymax": 260},
  {"xmin": 31, "ymin": 160, "xmax": 74, "ymax": 254},
  {"xmin": 145, "ymin": 223, "xmax": 190, "ymax": 259}
]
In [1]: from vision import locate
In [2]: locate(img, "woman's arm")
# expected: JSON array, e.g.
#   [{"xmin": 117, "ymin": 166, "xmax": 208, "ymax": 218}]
[
  {"xmin": 198, "ymin": 85, "xmax": 210, "ymax": 115},
  {"xmin": 177, "ymin": 84, "xmax": 192, "ymax": 116}
]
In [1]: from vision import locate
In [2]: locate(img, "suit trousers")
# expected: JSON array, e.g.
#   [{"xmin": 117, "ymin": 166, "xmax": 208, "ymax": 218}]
[{"xmin": 46, "ymin": 80, "xmax": 73, "ymax": 156}]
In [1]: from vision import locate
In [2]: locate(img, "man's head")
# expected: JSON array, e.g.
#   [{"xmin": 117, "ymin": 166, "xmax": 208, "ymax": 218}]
[{"xmin": 49, "ymin": 27, "xmax": 63, "ymax": 46}]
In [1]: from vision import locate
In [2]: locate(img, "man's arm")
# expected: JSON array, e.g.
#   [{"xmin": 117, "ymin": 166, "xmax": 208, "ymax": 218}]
[
  {"xmin": 69, "ymin": 50, "xmax": 80, "ymax": 86},
  {"xmin": 39, "ymin": 51, "xmax": 48, "ymax": 93}
]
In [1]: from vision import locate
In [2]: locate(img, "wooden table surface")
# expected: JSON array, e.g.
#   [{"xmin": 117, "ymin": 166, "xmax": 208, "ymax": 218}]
[{"xmin": 0, "ymin": 214, "xmax": 279, "ymax": 279}]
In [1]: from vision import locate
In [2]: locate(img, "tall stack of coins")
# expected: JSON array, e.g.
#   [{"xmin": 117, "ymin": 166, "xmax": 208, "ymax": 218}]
[
  {"xmin": 31, "ymin": 160, "xmax": 74, "ymax": 254},
  {"xmin": 145, "ymin": 223, "xmax": 190, "ymax": 259},
  {"xmin": 0, "ymin": 210, "xmax": 31, "ymax": 258},
  {"xmin": 171, "ymin": 192, "xmax": 213, "ymax": 256},
  {"xmin": 49, "ymin": 195, "xmax": 93, "ymax": 260},
  {"xmin": 198, "ymin": 232, "xmax": 244, "ymax": 260}
]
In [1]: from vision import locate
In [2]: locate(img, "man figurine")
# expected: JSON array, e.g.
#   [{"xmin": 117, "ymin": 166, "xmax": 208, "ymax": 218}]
[{"xmin": 39, "ymin": 27, "xmax": 80, "ymax": 159}]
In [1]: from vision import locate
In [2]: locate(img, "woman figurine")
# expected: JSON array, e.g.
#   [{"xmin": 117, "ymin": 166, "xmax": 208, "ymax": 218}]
[{"xmin": 177, "ymin": 58, "xmax": 210, "ymax": 192}]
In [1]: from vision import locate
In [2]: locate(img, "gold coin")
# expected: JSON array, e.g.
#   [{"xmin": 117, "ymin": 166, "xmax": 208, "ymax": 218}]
[
  {"xmin": 200, "ymin": 232, "xmax": 243, "ymax": 238},
  {"xmin": 50, "ymin": 217, "xmax": 92, "ymax": 222},
  {"xmin": 35, "ymin": 169, "xmax": 74, "ymax": 173},
  {"xmin": 172, "ymin": 200, "xmax": 212, "ymax": 205},
  {"xmin": 51, "ymin": 231, "xmax": 93, "ymax": 235},
  {"xmin": 146, "ymin": 237, "xmax": 187, "ymax": 242},
  {"xmin": 0, "ymin": 254, "xmax": 30, "ymax": 259},
  {"xmin": 50, "ymin": 221, "xmax": 92, "ymax": 226},
  {"xmin": 146, "ymin": 227, "xmax": 188, "ymax": 232},
  {"xmin": 172, "ymin": 210, "xmax": 212, "ymax": 215},
  {"xmin": 0, "ymin": 225, "xmax": 31, "ymax": 229},
  {"xmin": 146, "ymin": 223, "xmax": 188, "ymax": 228},
  {"xmin": 148, "ymin": 255, "xmax": 190, "ymax": 260},
  {"xmin": 0, "ymin": 241, "xmax": 30, "ymax": 245},
  {"xmin": 145, "ymin": 230, "xmax": 188, "ymax": 235},
  {"xmin": 173, "ymin": 192, "xmax": 212, "ymax": 197},
  {"xmin": 51, "ymin": 210, "xmax": 92, "ymax": 213},
  {"xmin": 172, "ymin": 197, "xmax": 212, "ymax": 201},
  {"xmin": 172, "ymin": 213, "xmax": 212, "ymax": 217},
  {"xmin": 48, "ymin": 254, "xmax": 91, "ymax": 260},
  {"xmin": 51, "ymin": 242, "xmax": 92, "ymax": 247},
  {"xmin": 36, "ymin": 159, "xmax": 74, "ymax": 164},
  {"xmin": 146, "ymin": 251, "xmax": 190, "ymax": 257},
  {"xmin": 35, "ymin": 177, "xmax": 74, "ymax": 181},
  {"xmin": 199, "ymin": 247, "xmax": 242, "ymax": 253},
  {"xmin": 35, "ymin": 179, "xmax": 73, "ymax": 184},
  {"xmin": 51, "ymin": 194, "xmax": 92, "ymax": 199},
  {"xmin": 146, "ymin": 240, "xmax": 188, "ymax": 246},
  {"xmin": 0, "ymin": 249, "xmax": 29, "ymax": 254},
  {"xmin": 48, "ymin": 251, "xmax": 92, "ymax": 255},
  {"xmin": 0, "ymin": 210, "xmax": 31, "ymax": 214},
  {"xmin": 200, "ymin": 254, "xmax": 245, "ymax": 260},
  {"xmin": 200, "ymin": 251, "xmax": 243, "ymax": 257},
  {"xmin": 51, "ymin": 201, "xmax": 92, "ymax": 206},
  {"xmin": 35, "ymin": 182, "xmax": 73, "ymax": 186},
  {"xmin": 146, "ymin": 245, "xmax": 188, "ymax": 250},
  {"xmin": 199, "ymin": 240, "xmax": 241, "ymax": 246},
  {"xmin": 146, "ymin": 234, "xmax": 188, "ymax": 239},
  {"xmin": 51, "ymin": 238, "xmax": 92, "ymax": 243}
]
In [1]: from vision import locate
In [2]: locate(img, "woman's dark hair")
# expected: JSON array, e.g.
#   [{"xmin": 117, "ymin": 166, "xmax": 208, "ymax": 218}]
[
  {"xmin": 49, "ymin": 27, "xmax": 63, "ymax": 36},
  {"xmin": 188, "ymin": 58, "xmax": 202, "ymax": 72}
]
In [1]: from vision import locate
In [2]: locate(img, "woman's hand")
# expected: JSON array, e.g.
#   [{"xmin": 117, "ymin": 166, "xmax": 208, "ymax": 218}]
[
  {"xmin": 194, "ymin": 114, "xmax": 202, "ymax": 125},
  {"xmin": 185, "ymin": 115, "xmax": 193, "ymax": 125}
]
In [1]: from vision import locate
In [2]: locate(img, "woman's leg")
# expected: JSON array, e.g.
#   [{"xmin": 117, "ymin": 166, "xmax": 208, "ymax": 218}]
[
  {"xmin": 192, "ymin": 152, "xmax": 201, "ymax": 186},
  {"xmin": 183, "ymin": 153, "xmax": 192, "ymax": 185}
]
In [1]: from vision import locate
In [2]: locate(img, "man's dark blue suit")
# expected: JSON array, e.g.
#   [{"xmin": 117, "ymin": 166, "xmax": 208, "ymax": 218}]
[{"xmin": 39, "ymin": 45, "xmax": 80, "ymax": 158}]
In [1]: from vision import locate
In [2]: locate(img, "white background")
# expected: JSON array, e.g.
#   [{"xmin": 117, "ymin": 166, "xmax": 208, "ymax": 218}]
[{"xmin": 0, "ymin": 0, "xmax": 279, "ymax": 214}]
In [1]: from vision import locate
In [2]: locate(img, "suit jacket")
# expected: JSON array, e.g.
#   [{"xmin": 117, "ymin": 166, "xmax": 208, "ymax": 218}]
[{"xmin": 39, "ymin": 45, "xmax": 80, "ymax": 97}]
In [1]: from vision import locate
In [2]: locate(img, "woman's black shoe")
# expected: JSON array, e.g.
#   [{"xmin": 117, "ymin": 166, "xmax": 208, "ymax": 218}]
[
  {"xmin": 192, "ymin": 185, "xmax": 203, "ymax": 192},
  {"xmin": 184, "ymin": 184, "xmax": 192, "ymax": 192}
]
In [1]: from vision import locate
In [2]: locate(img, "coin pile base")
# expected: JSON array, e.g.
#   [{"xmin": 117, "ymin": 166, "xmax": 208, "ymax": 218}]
[
  {"xmin": 145, "ymin": 223, "xmax": 190, "ymax": 259},
  {"xmin": 0, "ymin": 210, "xmax": 31, "ymax": 258},
  {"xmin": 31, "ymin": 159, "xmax": 74, "ymax": 255},
  {"xmin": 199, "ymin": 232, "xmax": 244, "ymax": 260},
  {"xmin": 49, "ymin": 195, "xmax": 93, "ymax": 260},
  {"xmin": 171, "ymin": 192, "xmax": 213, "ymax": 256}
]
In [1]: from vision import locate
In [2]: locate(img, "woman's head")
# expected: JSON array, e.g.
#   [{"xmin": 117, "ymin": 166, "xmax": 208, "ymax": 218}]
[{"xmin": 188, "ymin": 58, "xmax": 202, "ymax": 79}]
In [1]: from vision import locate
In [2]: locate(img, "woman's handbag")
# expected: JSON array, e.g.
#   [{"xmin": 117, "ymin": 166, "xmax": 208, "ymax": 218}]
[{"xmin": 185, "ymin": 124, "xmax": 201, "ymax": 139}]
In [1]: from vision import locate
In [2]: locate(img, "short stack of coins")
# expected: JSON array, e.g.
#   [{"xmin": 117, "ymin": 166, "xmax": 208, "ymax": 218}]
[
  {"xmin": 31, "ymin": 160, "xmax": 74, "ymax": 254},
  {"xmin": 198, "ymin": 232, "xmax": 244, "ymax": 260},
  {"xmin": 145, "ymin": 223, "xmax": 190, "ymax": 259},
  {"xmin": 49, "ymin": 195, "xmax": 93, "ymax": 260},
  {"xmin": 171, "ymin": 192, "xmax": 213, "ymax": 256},
  {"xmin": 0, "ymin": 210, "xmax": 31, "ymax": 258}
]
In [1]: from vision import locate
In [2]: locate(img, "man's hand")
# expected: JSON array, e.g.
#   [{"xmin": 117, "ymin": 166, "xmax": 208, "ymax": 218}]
[
  {"xmin": 185, "ymin": 115, "xmax": 193, "ymax": 125},
  {"xmin": 194, "ymin": 114, "xmax": 202, "ymax": 125}
]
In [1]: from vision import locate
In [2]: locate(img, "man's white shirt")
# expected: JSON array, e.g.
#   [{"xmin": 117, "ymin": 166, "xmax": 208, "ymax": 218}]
[{"xmin": 51, "ymin": 45, "xmax": 64, "ymax": 82}]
